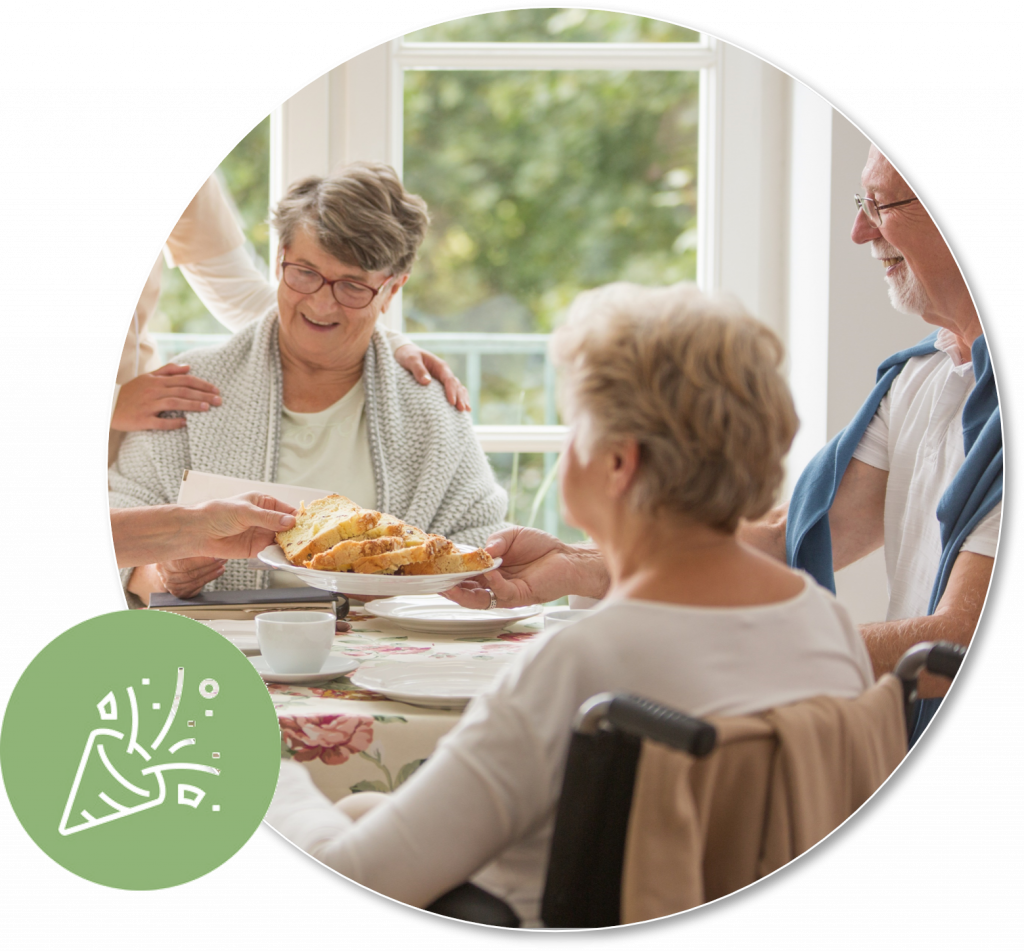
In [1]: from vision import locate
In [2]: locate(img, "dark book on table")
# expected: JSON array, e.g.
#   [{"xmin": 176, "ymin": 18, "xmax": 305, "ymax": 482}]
[{"xmin": 148, "ymin": 588, "xmax": 345, "ymax": 620}]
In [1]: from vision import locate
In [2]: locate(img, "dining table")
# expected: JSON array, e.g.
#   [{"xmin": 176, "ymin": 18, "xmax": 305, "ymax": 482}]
[{"xmin": 263, "ymin": 602, "xmax": 547, "ymax": 803}]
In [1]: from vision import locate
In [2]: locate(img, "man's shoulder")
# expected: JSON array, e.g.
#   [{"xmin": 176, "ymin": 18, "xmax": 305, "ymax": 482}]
[{"xmin": 886, "ymin": 346, "xmax": 953, "ymax": 405}]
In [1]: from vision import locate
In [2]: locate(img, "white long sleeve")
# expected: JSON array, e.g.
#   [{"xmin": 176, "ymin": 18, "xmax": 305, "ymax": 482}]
[
  {"xmin": 269, "ymin": 749, "xmax": 518, "ymax": 911},
  {"xmin": 178, "ymin": 247, "xmax": 276, "ymax": 332}
]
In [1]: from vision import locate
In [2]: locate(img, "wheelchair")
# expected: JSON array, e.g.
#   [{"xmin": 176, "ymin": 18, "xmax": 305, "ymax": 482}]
[{"xmin": 425, "ymin": 640, "xmax": 966, "ymax": 928}]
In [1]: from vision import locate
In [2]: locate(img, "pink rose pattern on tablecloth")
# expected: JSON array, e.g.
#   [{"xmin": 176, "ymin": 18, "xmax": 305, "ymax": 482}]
[{"xmin": 280, "ymin": 714, "xmax": 374, "ymax": 764}]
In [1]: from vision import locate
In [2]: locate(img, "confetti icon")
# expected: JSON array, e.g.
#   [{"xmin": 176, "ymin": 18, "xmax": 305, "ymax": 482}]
[{"xmin": 1, "ymin": 611, "xmax": 280, "ymax": 889}]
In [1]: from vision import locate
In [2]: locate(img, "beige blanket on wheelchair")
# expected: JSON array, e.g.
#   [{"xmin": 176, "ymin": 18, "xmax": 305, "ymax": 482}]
[{"xmin": 621, "ymin": 675, "xmax": 907, "ymax": 923}]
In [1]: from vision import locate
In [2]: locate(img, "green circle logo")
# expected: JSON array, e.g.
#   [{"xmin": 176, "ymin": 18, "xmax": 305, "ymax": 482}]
[{"xmin": 1, "ymin": 611, "xmax": 281, "ymax": 889}]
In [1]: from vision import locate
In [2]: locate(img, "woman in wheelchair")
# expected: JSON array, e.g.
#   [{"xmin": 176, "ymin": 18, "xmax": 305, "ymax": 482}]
[{"xmin": 268, "ymin": 283, "xmax": 875, "ymax": 927}]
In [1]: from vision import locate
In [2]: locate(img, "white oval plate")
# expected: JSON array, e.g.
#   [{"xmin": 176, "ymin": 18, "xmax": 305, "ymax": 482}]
[
  {"xmin": 364, "ymin": 595, "xmax": 541, "ymax": 635},
  {"xmin": 256, "ymin": 544, "xmax": 501, "ymax": 596},
  {"xmin": 249, "ymin": 654, "xmax": 359, "ymax": 686},
  {"xmin": 349, "ymin": 659, "xmax": 508, "ymax": 709}
]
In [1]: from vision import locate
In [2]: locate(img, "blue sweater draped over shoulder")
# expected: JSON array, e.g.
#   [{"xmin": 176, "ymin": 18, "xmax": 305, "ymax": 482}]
[{"xmin": 785, "ymin": 333, "xmax": 1001, "ymax": 615}]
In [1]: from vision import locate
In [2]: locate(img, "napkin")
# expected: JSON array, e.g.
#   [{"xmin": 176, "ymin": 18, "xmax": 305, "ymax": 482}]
[
  {"xmin": 176, "ymin": 470, "xmax": 333, "ymax": 569},
  {"xmin": 176, "ymin": 469, "xmax": 331, "ymax": 509}
]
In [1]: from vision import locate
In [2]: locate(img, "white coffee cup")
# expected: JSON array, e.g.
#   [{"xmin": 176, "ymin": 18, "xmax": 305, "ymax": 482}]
[{"xmin": 255, "ymin": 611, "xmax": 335, "ymax": 674}]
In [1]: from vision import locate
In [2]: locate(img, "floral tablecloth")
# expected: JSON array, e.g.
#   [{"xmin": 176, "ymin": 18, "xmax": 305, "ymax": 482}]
[{"xmin": 268, "ymin": 607, "xmax": 543, "ymax": 803}]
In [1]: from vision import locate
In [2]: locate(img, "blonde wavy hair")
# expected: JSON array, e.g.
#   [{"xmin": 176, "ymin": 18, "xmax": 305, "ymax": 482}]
[{"xmin": 552, "ymin": 283, "xmax": 798, "ymax": 532}]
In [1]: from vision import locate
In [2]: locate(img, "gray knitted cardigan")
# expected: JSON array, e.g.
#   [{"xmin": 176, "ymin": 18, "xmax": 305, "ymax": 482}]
[{"xmin": 110, "ymin": 311, "xmax": 508, "ymax": 594}]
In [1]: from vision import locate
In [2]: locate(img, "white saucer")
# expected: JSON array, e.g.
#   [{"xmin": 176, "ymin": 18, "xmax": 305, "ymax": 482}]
[
  {"xmin": 349, "ymin": 659, "xmax": 508, "ymax": 709},
  {"xmin": 364, "ymin": 595, "xmax": 542, "ymax": 634},
  {"xmin": 249, "ymin": 654, "xmax": 359, "ymax": 685}
]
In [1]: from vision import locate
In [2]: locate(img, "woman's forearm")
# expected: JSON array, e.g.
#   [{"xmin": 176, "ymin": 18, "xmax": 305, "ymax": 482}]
[{"xmin": 112, "ymin": 506, "xmax": 202, "ymax": 568}]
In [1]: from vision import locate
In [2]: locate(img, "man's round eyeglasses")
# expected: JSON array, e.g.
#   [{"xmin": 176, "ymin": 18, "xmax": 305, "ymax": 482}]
[
  {"xmin": 281, "ymin": 261, "xmax": 394, "ymax": 309},
  {"xmin": 854, "ymin": 193, "xmax": 920, "ymax": 228}
]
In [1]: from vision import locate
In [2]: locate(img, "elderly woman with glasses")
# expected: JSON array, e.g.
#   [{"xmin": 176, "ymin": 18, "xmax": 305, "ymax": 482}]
[
  {"xmin": 266, "ymin": 283, "xmax": 874, "ymax": 927},
  {"xmin": 110, "ymin": 162, "xmax": 507, "ymax": 603}
]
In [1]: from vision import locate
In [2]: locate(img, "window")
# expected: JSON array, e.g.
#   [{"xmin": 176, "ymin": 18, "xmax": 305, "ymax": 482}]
[{"xmin": 394, "ymin": 9, "xmax": 713, "ymax": 538}]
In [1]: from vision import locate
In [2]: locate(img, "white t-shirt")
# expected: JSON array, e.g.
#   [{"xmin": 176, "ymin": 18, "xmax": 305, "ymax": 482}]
[
  {"xmin": 268, "ymin": 381, "xmax": 378, "ymax": 588},
  {"xmin": 268, "ymin": 580, "xmax": 874, "ymax": 927},
  {"xmin": 852, "ymin": 330, "xmax": 1001, "ymax": 621}
]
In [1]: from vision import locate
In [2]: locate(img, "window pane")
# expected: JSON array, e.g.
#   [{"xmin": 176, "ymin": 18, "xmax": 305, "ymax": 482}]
[
  {"xmin": 406, "ymin": 9, "xmax": 699, "ymax": 43},
  {"xmin": 487, "ymin": 451, "xmax": 584, "ymax": 543},
  {"xmin": 152, "ymin": 117, "xmax": 270, "ymax": 334},
  {"xmin": 403, "ymin": 69, "xmax": 699, "ymax": 336},
  {"xmin": 404, "ymin": 68, "xmax": 698, "ymax": 425}
]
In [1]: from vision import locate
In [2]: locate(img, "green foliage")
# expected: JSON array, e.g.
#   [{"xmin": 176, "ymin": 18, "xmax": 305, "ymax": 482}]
[
  {"xmin": 151, "ymin": 265, "xmax": 219, "ymax": 334},
  {"xmin": 403, "ymin": 68, "xmax": 699, "ymax": 334},
  {"xmin": 488, "ymin": 451, "xmax": 585, "ymax": 542},
  {"xmin": 218, "ymin": 116, "xmax": 271, "ymax": 264},
  {"xmin": 407, "ymin": 8, "xmax": 699, "ymax": 43}
]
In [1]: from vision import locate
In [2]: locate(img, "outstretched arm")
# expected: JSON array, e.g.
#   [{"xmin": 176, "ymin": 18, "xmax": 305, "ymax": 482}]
[
  {"xmin": 861, "ymin": 550, "xmax": 993, "ymax": 697},
  {"xmin": 111, "ymin": 494, "xmax": 296, "ymax": 568},
  {"xmin": 445, "ymin": 526, "xmax": 610, "ymax": 609},
  {"xmin": 737, "ymin": 458, "xmax": 888, "ymax": 569}
]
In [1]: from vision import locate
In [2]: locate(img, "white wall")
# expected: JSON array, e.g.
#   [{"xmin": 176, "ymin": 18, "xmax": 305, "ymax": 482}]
[
  {"xmin": 715, "ymin": 44, "xmax": 789, "ymax": 337},
  {"xmin": 784, "ymin": 82, "xmax": 834, "ymax": 493}
]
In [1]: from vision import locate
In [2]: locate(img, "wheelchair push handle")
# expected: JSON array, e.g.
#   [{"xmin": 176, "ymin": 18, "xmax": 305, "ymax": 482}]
[
  {"xmin": 894, "ymin": 640, "xmax": 966, "ymax": 686},
  {"xmin": 574, "ymin": 693, "xmax": 717, "ymax": 757},
  {"xmin": 926, "ymin": 642, "xmax": 966, "ymax": 680},
  {"xmin": 894, "ymin": 641, "xmax": 967, "ymax": 729}
]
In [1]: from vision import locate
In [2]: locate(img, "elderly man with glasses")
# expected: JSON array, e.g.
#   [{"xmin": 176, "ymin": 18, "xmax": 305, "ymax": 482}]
[
  {"xmin": 448, "ymin": 146, "xmax": 1001, "ymax": 746},
  {"xmin": 773, "ymin": 146, "xmax": 1001, "ymax": 743}
]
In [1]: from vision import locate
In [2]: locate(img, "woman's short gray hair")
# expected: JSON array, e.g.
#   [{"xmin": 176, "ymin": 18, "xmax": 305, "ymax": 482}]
[
  {"xmin": 272, "ymin": 162, "xmax": 429, "ymax": 275},
  {"xmin": 552, "ymin": 282, "xmax": 798, "ymax": 532}
]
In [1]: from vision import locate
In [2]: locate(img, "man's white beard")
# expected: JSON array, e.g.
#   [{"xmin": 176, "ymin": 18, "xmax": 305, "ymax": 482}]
[{"xmin": 875, "ymin": 239, "xmax": 930, "ymax": 315}]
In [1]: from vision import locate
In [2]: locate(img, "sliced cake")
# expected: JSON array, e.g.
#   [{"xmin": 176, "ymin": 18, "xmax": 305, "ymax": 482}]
[
  {"xmin": 304, "ymin": 535, "xmax": 404, "ymax": 572},
  {"xmin": 351, "ymin": 534, "xmax": 453, "ymax": 574},
  {"xmin": 401, "ymin": 548, "xmax": 495, "ymax": 576},
  {"xmin": 276, "ymin": 495, "xmax": 381, "ymax": 564}
]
